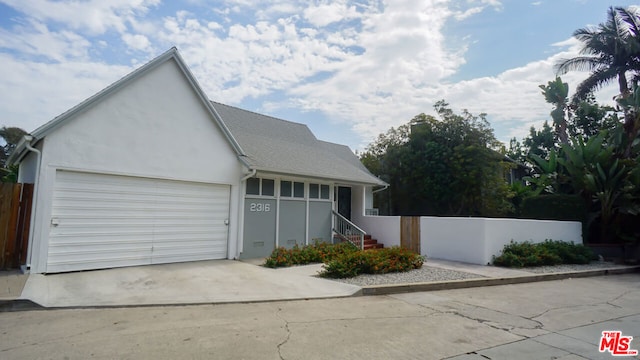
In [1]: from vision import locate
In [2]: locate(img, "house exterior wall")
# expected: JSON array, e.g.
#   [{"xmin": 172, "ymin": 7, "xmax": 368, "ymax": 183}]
[
  {"xmin": 239, "ymin": 175, "xmax": 335, "ymax": 258},
  {"xmin": 351, "ymin": 186, "xmax": 402, "ymax": 247},
  {"xmin": 278, "ymin": 200, "xmax": 306, "ymax": 248},
  {"xmin": 308, "ymin": 201, "xmax": 332, "ymax": 243},
  {"xmin": 351, "ymin": 185, "xmax": 366, "ymax": 219},
  {"xmin": 27, "ymin": 59, "xmax": 244, "ymax": 273}
]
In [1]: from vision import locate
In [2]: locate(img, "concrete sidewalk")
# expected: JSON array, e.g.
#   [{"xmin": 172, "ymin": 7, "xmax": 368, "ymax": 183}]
[{"xmin": 1, "ymin": 258, "xmax": 638, "ymax": 309}]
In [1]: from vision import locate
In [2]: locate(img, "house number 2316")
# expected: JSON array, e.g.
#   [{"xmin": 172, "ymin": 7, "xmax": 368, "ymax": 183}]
[{"xmin": 250, "ymin": 203, "xmax": 271, "ymax": 212}]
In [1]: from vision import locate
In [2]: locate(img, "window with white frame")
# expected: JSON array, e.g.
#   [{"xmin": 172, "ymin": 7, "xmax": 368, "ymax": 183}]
[
  {"xmin": 309, "ymin": 183, "xmax": 330, "ymax": 200},
  {"xmin": 280, "ymin": 180, "xmax": 305, "ymax": 198},
  {"xmin": 246, "ymin": 177, "xmax": 275, "ymax": 196}
]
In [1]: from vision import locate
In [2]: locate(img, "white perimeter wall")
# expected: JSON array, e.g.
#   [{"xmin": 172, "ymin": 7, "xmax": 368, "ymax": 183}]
[
  {"xmin": 354, "ymin": 213, "xmax": 582, "ymax": 265},
  {"xmin": 421, "ymin": 217, "xmax": 582, "ymax": 265}
]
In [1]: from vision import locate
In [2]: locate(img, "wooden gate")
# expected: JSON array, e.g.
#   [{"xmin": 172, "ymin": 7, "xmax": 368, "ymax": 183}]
[
  {"xmin": 0, "ymin": 183, "xmax": 33, "ymax": 269},
  {"xmin": 400, "ymin": 216, "xmax": 421, "ymax": 254}
]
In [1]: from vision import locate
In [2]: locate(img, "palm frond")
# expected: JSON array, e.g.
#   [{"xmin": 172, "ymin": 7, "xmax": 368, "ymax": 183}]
[
  {"xmin": 555, "ymin": 56, "xmax": 607, "ymax": 74},
  {"xmin": 572, "ymin": 67, "xmax": 618, "ymax": 102}
]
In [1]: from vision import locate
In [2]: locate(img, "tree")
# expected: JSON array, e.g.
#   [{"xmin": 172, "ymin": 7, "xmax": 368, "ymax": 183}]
[
  {"xmin": 555, "ymin": 6, "xmax": 640, "ymax": 103},
  {"xmin": 0, "ymin": 126, "xmax": 27, "ymax": 182},
  {"xmin": 540, "ymin": 77, "xmax": 570, "ymax": 144},
  {"xmin": 361, "ymin": 101, "xmax": 513, "ymax": 217},
  {"xmin": 523, "ymin": 121, "xmax": 555, "ymax": 159},
  {"xmin": 570, "ymin": 94, "xmax": 618, "ymax": 139}
]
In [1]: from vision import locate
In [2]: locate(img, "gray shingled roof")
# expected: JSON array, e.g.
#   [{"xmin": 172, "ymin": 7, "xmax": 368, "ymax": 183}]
[{"xmin": 212, "ymin": 102, "xmax": 386, "ymax": 186}]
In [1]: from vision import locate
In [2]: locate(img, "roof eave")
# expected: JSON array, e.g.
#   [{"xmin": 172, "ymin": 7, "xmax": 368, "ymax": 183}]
[{"xmin": 253, "ymin": 167, "xmax": 387, "ymax": 186}]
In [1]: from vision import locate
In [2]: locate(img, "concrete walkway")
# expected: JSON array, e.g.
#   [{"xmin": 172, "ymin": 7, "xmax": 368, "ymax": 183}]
[{"xmin": 1, "ymin": 258, "xmax": 638, "ymax": 309}]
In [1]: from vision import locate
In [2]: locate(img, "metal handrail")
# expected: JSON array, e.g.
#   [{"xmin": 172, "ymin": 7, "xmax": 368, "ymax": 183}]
[{"xmin": 332, "ymin": 210, "xmax": 366, "ymax": 250}]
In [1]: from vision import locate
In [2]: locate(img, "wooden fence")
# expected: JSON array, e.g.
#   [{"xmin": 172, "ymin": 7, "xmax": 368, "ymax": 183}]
[
  {"xmin": 0, "ymin": 183, "xmax": 33, "ymax": 269},
  {"xmin": 400, "ymin": 216, "xmax": 420, "ymax": 254}
]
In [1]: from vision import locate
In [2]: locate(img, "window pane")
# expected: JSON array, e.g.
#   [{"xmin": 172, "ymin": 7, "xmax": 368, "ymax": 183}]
[
  {"xmin": 320, "ymin": 185, "xmax": 330, "ymax": 199},
  {"xmin": 309, "ymin": 183, "xmax": 319, "ymax": 198},
  {"xmin": 280, "ymin": 181, "xmax": 292, "ymax": 197},
  {"xmin": 262, "ymin": 179, "xmax": 274, "ymax": 196},
  {"xmin": 293, "ymin": 182, "xmax": 304, "ymax": 198},
  {"xmin": 246, "ymin": 177, "xmax": 260, "ymax": 195}
]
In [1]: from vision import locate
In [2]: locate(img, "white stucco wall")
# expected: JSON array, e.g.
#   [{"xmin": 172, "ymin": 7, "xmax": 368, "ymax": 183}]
[
  {"xmin": 351, "ymin": 185, "xmax": 366, "ymax": 218},
  {"xmin": 350, "ymin": 186, "xmax": 401, "ymax": 247},
  {"xmin": 421, "ymin": 217, "xmax": 583, "ymax": 265},
  {"xmin": 421, "ymin": 217, "xmax": 487, "ymax": 264},
  {"xmin": 356, "ymin": 216, "xmax": 401, "ymax": 248},
  {"xmin": 28, "ymin": 58, "xmax": 245, "ymax": 273}
]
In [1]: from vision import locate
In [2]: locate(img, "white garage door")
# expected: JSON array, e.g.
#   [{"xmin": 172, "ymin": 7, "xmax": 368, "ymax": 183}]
[{"xmin": 47, "ymin": 170, "xmax": 230, "ymax": 273}]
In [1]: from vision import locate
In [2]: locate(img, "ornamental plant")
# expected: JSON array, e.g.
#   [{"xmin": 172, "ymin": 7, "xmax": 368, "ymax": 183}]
[
  {"xmin": 320, "ymin": 246, "xmax": 424, "ymax": 278},
  {"xmin": 263, "ymin": 241, "xmax": 357, "ymax": 268},
  {"xmin": 493, "ymin": 240, "xmax": 595, "ymax": 268}
]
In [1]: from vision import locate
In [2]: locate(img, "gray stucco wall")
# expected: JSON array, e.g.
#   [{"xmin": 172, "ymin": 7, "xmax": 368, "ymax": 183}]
[
  {"xmin": 308, "ymin": 202, "xmax": 332, "ymax": 243},
  {"xmin": 278, "ymin": 200, "xmax": 306, "ymax": 249},
  {"xmin": 242, "ymin": 198, "xmax": 276, "ymax": 258}
]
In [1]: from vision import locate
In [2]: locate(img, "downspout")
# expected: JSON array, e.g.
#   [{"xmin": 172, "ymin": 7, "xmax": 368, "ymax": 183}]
[
  {"xmin": 236, "ymin": 156, "xmax": 255, "ymax": 259},
  {"xmin": 372, "ymin": 184, "xmax": 389, "ymax": 194},
  {"xmin": 23, "ymin": 135, "xmax": 41, "ymax": 272},
  {"xmin": 238, "ymin": 155, "xmax": 256, "ymax": 181},
  {"xmin": 240, "ymin": 168, "xmax": 256, "ymax": 181}
]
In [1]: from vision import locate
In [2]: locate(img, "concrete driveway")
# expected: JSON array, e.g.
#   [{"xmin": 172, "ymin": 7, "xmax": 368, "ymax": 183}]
[{"xmin": 17, "ymin": 260, "xmax": 360, "ymax": 307}]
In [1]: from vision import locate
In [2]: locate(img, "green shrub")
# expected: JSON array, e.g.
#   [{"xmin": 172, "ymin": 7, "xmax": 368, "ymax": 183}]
[
  {"xmin": 320, "ymin": 247, "xmax": 424, "ymax": 278},
  {"xmin": 493, "ymin": 240, "xmax": 595, "ymax": 267},
  {"xmin": 263, "ymin": 241, "xmax": 357, "ymax": 268}
]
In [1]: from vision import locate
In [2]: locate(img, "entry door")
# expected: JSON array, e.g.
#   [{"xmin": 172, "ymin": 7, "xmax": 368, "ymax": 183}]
[{"xmin": 337, "ymin": 186, "xmax": 352, "ymax": 220}]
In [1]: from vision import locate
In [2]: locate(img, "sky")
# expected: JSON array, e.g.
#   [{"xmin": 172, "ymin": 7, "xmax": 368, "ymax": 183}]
[{"xmin": 0, "ymin": 0, "xmax": 637, "ymax": 151}]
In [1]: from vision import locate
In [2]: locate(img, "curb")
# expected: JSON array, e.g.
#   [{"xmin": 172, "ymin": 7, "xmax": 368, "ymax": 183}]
[
  {"xmin": 360, "ymin": 266, "xmax": 640, "ymax": 296},
  {"xmin": 0, "ymin": 299, "xmax": 44, "ymax": 312}
]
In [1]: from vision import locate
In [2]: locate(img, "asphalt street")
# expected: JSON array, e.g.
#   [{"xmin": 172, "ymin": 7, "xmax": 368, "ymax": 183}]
[{"xmin": 1, "ymin": 274, "xmax": 639, "ymax": 360}]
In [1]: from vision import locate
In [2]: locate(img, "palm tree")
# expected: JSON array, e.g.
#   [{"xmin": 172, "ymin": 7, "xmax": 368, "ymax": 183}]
[{"xmin": 555, "ymin": 6, "xmax": 640, "ymax": 103}]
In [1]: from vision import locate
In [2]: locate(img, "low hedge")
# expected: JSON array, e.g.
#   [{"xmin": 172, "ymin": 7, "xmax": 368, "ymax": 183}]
[
  {"xmin": 493, "ymin": 240, "xmax": 595, "ymax": 268},
  {"xmin": 263, "ymin": 242, "xmax": 358, "ymax": 268},
  {"xmin": 320, "ymin": 247, "xmax": 424, "ymax": 278},
  {"xmin": 264, "ymin": 243, "xmax": 424, "ymax": 278}
]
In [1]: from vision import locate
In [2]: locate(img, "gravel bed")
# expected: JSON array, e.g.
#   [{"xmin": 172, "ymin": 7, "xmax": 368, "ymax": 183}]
[
  {"xmin": 329, "ymin": 261, "xmax": 633, "ymax": 287},
  {"xmin": 330, "ymin": 265, "xmax": 485, "ymax": 286}
]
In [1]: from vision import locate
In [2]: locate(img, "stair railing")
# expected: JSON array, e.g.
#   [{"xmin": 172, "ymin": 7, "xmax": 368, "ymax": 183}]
[{"xmin": 332, "ymin": 210, "xmax": 366, "ymax": 250}]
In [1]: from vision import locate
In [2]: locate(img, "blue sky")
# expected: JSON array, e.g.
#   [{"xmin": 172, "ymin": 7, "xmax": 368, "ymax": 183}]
[{"xmin": 0, "ymin": 0, "xmax": 637, "ymax": 151}]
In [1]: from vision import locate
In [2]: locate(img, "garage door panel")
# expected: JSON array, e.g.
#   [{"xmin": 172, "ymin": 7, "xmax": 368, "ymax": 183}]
[{"xmin": 47, "ymin": 170, "xmax": 230, "ymax": 273}]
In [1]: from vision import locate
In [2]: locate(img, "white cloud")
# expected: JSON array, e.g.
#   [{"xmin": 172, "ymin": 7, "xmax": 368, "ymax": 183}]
[
  {"xmin": 0, "ymin": 19, "xmax": 91, "ymax": 62},
  {"xmin": 0, "ymin": 0, "xmax": 161, "ymax": 35},
  {"xmin": 303, "ymin": 2, "xmax": 360, "ymax": 27},
  {"xmin": 0, "ymin": 53, "xmax": 132, "ymax": 132},
  {"xmin": 122, "ymin": 33, "xmax": 152, "ymax": 52}
]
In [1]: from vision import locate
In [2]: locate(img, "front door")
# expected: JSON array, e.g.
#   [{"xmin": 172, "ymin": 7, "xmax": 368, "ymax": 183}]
[{"xmin": 337, "ymin": 186, "xmax": 352, "ymax": 220}]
